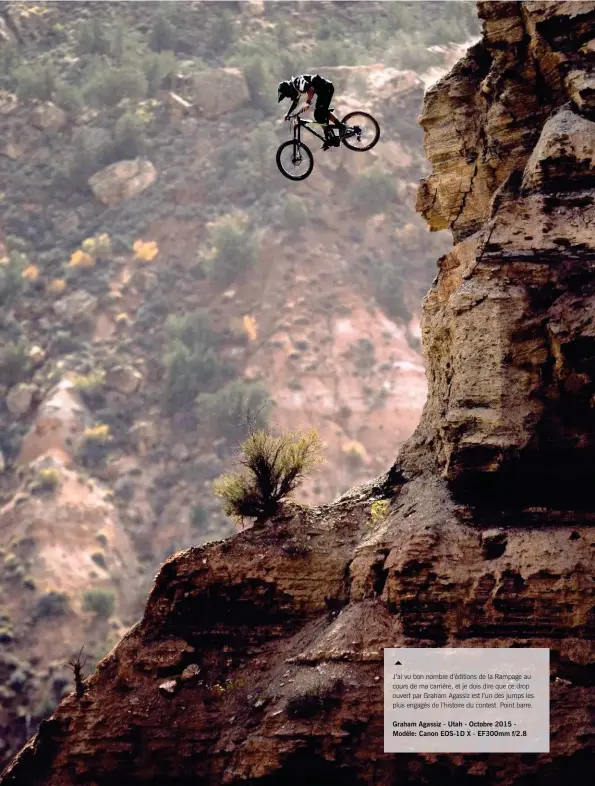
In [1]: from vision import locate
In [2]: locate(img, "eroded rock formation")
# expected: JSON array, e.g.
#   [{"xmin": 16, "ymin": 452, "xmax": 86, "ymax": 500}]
[{"xmin": 2, "ymin": 2, "xmax": 595, "ymax": 784}]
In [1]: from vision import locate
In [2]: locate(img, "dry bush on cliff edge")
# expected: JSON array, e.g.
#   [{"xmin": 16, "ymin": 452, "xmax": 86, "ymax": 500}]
[{"xmin": 213, "ymin": 428, "xmax": 322, "ymax": 524}]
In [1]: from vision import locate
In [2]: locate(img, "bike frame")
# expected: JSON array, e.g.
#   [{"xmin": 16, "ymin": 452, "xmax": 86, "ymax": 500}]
[{"xmin": 288, "ymin": 115, "xmax": 359, "ymax": 144}]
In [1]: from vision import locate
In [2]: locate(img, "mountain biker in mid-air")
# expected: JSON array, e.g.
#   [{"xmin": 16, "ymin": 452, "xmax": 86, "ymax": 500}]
[{"xmin": 278, "ymin": 74, "xmax": 346, "ymax": 150}]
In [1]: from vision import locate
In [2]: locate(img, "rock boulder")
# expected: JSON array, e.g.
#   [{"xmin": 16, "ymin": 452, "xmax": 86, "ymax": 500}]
[
  {"xmin": 193, "ymin": 68, "xmax": 249, "ymax": 118},
  {"xmin": 6, "ymin": 384, "xmax": 36, "ymax": 417},
  {"xmin": 89, "ymin": 158, "xmax": 157, "ymax": 206},
  {"xmin": 30, "ymin": 101, "xmax": 67, "ymax": 132}
]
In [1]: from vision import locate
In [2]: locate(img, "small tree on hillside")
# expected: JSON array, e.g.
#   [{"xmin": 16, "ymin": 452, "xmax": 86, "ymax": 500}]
[{"xmin": 213, "ymin": 427, "xmax": 322, "ymax": 525}]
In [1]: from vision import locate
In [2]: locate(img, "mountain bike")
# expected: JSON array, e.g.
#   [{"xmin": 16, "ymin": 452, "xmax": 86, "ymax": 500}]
[{"xmin": 276, "ymin": 108, "xmax": 381, "ymax": 182}]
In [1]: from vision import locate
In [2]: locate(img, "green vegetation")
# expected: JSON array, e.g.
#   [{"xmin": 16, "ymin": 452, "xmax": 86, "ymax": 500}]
[
  {"xmin": 149, "ymin": 14, "xmax": 177, "ymax": 53},
  {"xmin": 190, "ymin": 502, "xmax": 209, "ymax": 530},
  {"xmin": 78, "ymin": 425, "xmax": 112, "ymax": 469},
  {"xmin": 163, "ymin": 310, "xmax": 230, "ymax": 414},
  {"xmin": 82, "ymin": 588, "xmax": 116, "ymax": 619},
  {"xmin": 370, "ymin": 499, "xmax": 390, "ymax": 524},
  {"xmin": 0, "ymin": 252, "xmax": 26, "ymax": 307},
  {"xmin": 350, "ymin": 165, "xmax": 398, "ymax": 216},
  {"xmin": 113, "ymin": 111, "xmax": 147, "ymax": 159},
  {"xmin": 83, "ymin": 64, "xmax": 148, "ymax": 108},
  {"xmin": 14, "ymin": 63, "xmax": 57, "ymax": 102},
  {"xmin": 72, "ymin": 370, "xmax": 106, "ymax": 404},
  {"xmin": 360, "ymin": 250, "xmax": 409, "ymax": 322},
  {"xmin": 214, "ymin": 427, "xmax": 322, "ymax": 522},
  {"xmin": 0, "ymin": 608, "xmax": 13, "ymax": 644},
  {"xmin": 243, "ymin": 56, "xmax": 276, "ymax": 114},
  {"xmin": 31, "ymin": 468, "xmax": 61, "ymax": 495},
  {"xmin": 33, "ymin": 590, "xmax": 70, "ymax": 620},
  {"xmin": 76, "ymin": 17, "xmax": 113, "ymax": 57},
  {"xmin": 203, "ymin": 219, "xmax": 259, "ymax": 287},
  {"xmin": 53, "ymin": 82, "xmax": 84, "ymax": 115},
  {"xmin": 0, "ymin": 340, "xmax": 28, "ymax": 387},
  {"xmin": 197, "ymin": 379, "xmax": 270, "ymax": 440},
  {"xmin": 90, "ymin": 550, "xmax": 108, "ymax": 570}
]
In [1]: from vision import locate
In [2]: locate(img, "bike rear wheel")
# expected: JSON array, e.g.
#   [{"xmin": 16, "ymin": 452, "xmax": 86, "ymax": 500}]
[
  {"xmin": 276, "ymin": 140, "xmax": 314, "ymax": 181},
  {"xmin": 340, "ymin": 111, "xmax": 380, "ymax": 152}
]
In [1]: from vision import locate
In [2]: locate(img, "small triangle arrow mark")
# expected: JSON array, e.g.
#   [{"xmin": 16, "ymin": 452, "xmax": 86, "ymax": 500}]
[{"xmin": 395, "ymin": 661, "xmax": 402, "ymax": 665}]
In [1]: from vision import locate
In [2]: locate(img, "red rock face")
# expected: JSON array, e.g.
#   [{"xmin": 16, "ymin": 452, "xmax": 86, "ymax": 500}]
[{"xmin": 3, "ymin": 3, "xmax": 595, "ymax": 785}]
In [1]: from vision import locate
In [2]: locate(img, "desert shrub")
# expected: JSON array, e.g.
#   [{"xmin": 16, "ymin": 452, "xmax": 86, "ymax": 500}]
[
  {"xmin": 56, "ymin": 127, "xmax": 116, "ymax": 189},
  {"xmin": 0, "ymin": 626, "xmax": 14, "ymax": 644},
  {"xmin": 53, "ymin": 82, "xmax": 84, "ymax": 115},
  {"xmin": 217, "ymin": 126, "xmax": 275, "ymax": 198},
  {"xmin": 76, "ymin": 17, "xmax": 111, "ymax": 56},
  {"xmin": 34, "ymin": 590, "xmax": 69, "ymax": 620},
  {"xmin": 342, "ymin": 440, "xmax": 366, "ymax": 468},
  {"xmin": 0, "ymin": 251, "xmax": 26, "ymax": 306},
  {"xmin": 0, "ymin": 44, "xmax": 20, "ymax": 91},
  {"xmin": 113, "ymin": 111, "xmax": 147, "ymax": 158},
  {"xmin": 72, "ymin": 369, "xmax": 105, "ymax": 397},
  {"xmin": 14, "ymin": 64, "xmax": 56, "ymax": 101},
  {"xmin": 216, "ymin": 137, "xmax": 245, "ymax": 178},
  {"xmin": 197, "ymin": 380, "xmax": 270, "ymax": 441},
  {"xmin": 213, "ymin": 427, "xmax": 321, "ymax": 522},
  {"xmin": 163, "ymin": 310, "xmax": 229, "ymax": 414},
  {"xmin": 310, "ymin": 40, "xmax": 347, "ymax": 68},
  {"xmin": 149, "ymin": 14, "xmax": 177, "ymax": 52},
  {"xmin": 284, "ymin": 195, "xmax": 308, "ymax": 230},
  {"xmin": 83, "ymin": 64, "xmax": 148, "ymax": 107},
  {"xmin": 0, "ymin": 341, "xmax": 27, "ymax": 387},
  {"xmin": 204, "ymin": 218, "xmax": 258, "ymax": 287},
  {"xmin": 31, "ymin": 468, "xmax": 60, "ymax": 495},
  {"xmin": 81, "ymin": 233, "xmax": 112, "ymax": 263},
  {"xmin": 90, "ymin": 550, "xmax": 107, "ymax": 570},
  {"xmin": 190, "ymin": 502, "xmax": 209, "ymax": 530},
  {"xmin": 78, "ymin": 425, "xmax": 112, "ymax": 468},
  {"xmin": 315, "ymin": 17, "xmax": 344, "ymax": 41},
  {"xmin": 396, "ymin": 42, "xmax": 443, "ymax": 72},
  {"xmin": 246, "ymin": 126, "xmax": 275, "ymax": 171},
  {"xmin": 360, "ymin": 250, "xmax": 409, "ymax": 322},
  {"xmin": 370, "ymin": 499, "xmax": 390, "ymax": 524},
  {"xmin": 243, "ymin": 56, "xmax": 275, "ymax": 114},
  {"xmin": 82, "ymin": 588, "xmax": 116, "ymax": 619},
  {"xmin": 210, "ymin": 10, "xmax": 235, "ymax": 54},
  {"xmin": 144, "ymin": 51, "xmax": 177, "ymax": 96},
  {"xmin": 351, "ymin": 338, "xmax": 376, "ymax": 372},
  {"xmin": 350, "ymin": 165, "xmax": 397, "ymax": 216}
]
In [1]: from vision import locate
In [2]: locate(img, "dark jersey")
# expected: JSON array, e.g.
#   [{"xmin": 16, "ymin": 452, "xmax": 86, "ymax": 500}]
[{"xmin": 291, "ymin": 74, "xmax": 333, "ymax": 96}]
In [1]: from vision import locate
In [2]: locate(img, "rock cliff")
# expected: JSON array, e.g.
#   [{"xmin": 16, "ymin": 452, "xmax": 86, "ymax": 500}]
[{"xmin": 2, "ymin": 2, "xmax": 595, "ymax": 785}]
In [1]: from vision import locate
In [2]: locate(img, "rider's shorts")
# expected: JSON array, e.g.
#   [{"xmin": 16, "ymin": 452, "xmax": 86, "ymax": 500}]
[{"xmin": 314, "ymin": 85, "xmax": 334, "ymax": 123}]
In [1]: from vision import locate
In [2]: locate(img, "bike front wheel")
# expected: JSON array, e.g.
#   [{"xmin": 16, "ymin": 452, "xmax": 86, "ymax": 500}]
[
  {"xmin": 276, "ymin": 140, "xmax": 314, "ymax": 181},
  {"xmin": 340, "ymin": 111, "xmax": 380, "ymax": 152}
]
